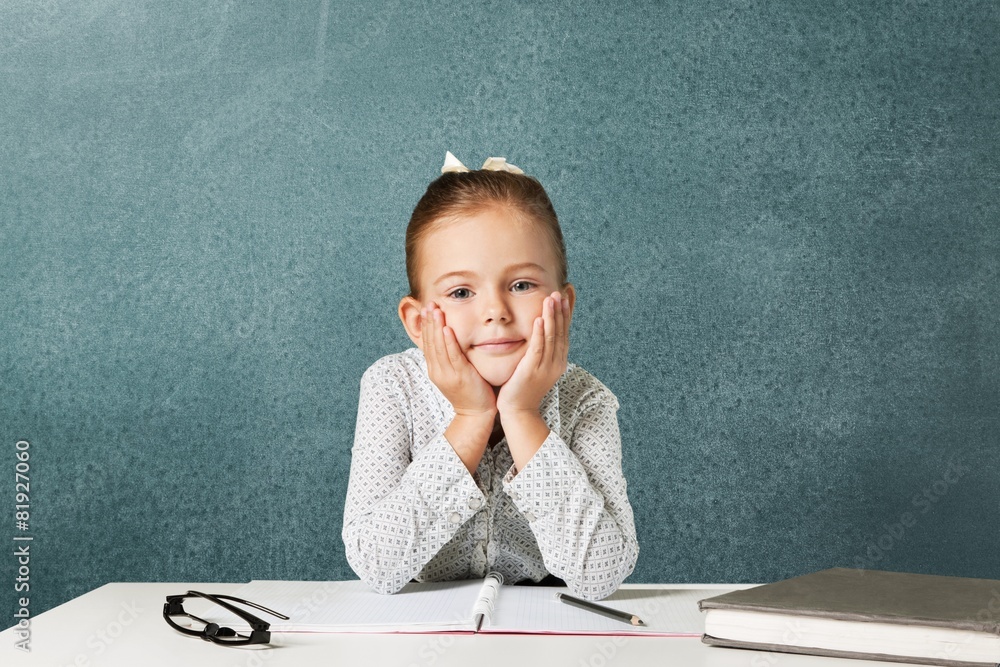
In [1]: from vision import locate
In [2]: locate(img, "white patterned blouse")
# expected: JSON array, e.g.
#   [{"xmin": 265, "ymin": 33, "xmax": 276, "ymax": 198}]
[{"xmin": 342, "ymin": 347, "xmax": 639, "ymax": 601}]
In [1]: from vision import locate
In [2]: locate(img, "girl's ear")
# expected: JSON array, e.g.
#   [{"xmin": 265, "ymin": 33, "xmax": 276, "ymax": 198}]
[
  {"xmin": 563, "ymin": 283, "xmax": 577, "ymax": 324},
  {"xmin": 398, "ymin": 296, "xmax": 425, "ymax": 349}
]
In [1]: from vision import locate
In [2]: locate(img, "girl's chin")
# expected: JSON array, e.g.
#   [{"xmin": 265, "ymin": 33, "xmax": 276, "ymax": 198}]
[{"xmin": 473, "ymin": 361, "xmax": 519, "ymax": 388}]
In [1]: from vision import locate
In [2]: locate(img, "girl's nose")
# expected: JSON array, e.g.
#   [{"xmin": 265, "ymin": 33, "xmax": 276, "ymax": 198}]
[{"xmin": 482, "ymin": 292, "xmax": 511, "ymax": 323}]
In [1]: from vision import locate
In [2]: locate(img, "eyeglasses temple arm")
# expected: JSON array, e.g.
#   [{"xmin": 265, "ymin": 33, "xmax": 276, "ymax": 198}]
[{"xmin": 195, "ymin": 592, "xmax": 291, "ymax": 621}]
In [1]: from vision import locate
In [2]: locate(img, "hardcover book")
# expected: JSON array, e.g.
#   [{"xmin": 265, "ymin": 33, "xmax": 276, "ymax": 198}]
[{"xmin": 699, "ymin": 568, "xmax": 1000, "ymax": 667}]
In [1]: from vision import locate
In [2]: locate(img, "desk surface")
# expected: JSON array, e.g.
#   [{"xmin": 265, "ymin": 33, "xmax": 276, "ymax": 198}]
[{"xmin": 1, "ymin": 582, "xmax": 925, "ymax": 667}]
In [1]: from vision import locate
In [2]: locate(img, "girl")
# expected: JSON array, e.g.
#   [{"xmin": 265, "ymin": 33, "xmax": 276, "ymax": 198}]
[{"xmin": 342, "ymin": 152, "xmax": 638, "ymax": 601}]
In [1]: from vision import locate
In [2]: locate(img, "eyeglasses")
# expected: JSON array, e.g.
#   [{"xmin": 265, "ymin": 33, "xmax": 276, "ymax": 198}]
[{"xmin": 162, "ymin": 590, "xmax": 289, "ymax": 646}]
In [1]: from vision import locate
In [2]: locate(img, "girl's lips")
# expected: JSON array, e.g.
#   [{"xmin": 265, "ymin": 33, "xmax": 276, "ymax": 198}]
[{"xmin": 473, "ymin": 340, "xmax": 525, "ymax": 354}]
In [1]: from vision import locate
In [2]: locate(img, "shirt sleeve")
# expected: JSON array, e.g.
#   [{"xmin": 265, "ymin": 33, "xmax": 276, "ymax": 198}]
[
  {"xmin": 341, "ymin": 364, "xmax": 485, "ymax": 594},
  {"xmin": 501, "ymin": 386, "xmax": 639, "ymax": 600}
]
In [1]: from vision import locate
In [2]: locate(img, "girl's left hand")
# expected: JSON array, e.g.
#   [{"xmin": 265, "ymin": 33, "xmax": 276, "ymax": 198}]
[{"xmin": 496, "ymin": 291, "xmax": 571, "ymax": 416}]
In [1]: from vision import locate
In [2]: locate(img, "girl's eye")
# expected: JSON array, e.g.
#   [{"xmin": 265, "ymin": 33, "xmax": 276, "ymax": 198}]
[
  {"xmin": 511, "ymin": 281, "xmax": 535, "ymax": 293},
  {"xmin": 448, "ymin": 288, "xmax": 472, "ymax": 300}
]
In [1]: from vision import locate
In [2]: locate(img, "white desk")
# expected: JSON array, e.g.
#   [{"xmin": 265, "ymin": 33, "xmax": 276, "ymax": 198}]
[{"xmin": 1, "ymin": 582, "xmax": 924, "ymax": 666}]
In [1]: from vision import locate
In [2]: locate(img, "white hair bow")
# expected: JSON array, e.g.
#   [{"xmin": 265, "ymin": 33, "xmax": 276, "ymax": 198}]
[{"xmin": 441, "ymin": 151, "xmax": 524, "ymax": 175}]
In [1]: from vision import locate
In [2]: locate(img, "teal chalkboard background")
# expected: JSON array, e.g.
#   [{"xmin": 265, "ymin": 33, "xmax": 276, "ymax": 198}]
[{"xmin": 3, "ymin": 1, "xmax": 999, "ymax": 617}]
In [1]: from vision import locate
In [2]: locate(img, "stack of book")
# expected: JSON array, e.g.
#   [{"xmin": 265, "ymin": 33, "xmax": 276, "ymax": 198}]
[{"xmin": 699, "ymin": 568, "xmax": 1000, "ymax": 667}]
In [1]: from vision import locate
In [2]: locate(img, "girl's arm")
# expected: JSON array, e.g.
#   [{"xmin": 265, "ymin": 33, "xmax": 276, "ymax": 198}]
[
  {"xmin": 341, "ymin": 363, "xmax": 487, "ymax": 594},
  {"xmin": 502, "ymin": 382, "xmax": 639, "ymax": 601}
]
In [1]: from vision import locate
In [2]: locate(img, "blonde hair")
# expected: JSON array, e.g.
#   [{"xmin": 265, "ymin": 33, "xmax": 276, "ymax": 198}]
[{"xmin": 405, "ymin": 170, "xmax": 568, "ymax": 299}]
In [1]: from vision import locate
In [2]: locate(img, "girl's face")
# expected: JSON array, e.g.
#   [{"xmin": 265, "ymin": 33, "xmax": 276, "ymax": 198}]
[{"xmin": 400, "ymin": 206, "xmax": 574, "ymax": 388}]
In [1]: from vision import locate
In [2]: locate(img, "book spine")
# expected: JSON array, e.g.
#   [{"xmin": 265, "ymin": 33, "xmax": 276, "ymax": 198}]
[{"xmin": 702, "ymin": 635, "xmax": 999, "ymax": 667}]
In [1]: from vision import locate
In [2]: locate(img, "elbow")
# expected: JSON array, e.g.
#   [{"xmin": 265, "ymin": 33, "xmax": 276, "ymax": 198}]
[
  {"xmin": 342, "ymin": 528, "xmax": 412, "ymax": 595},
  {"xmin": 570, "ymin": 538, "xmax": 640, "ymax": 601},
  {"xmin": 363, "ymin": 575, "xmax": 407, "ymax": 595},
  {"xmin": 568, "ymin": 578, "xmax": 620, "ymax": 602}
]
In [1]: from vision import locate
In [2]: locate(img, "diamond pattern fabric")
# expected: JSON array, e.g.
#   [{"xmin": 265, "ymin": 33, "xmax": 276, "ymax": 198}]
[{"xmin": 342, "ymin": 348, "xmax": 639, "ymax": 601}]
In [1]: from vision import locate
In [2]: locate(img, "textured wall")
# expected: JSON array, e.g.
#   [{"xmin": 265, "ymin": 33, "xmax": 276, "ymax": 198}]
[{"xmin": 2, "ymin": 0, "xmax": 999, "ymax": 616}]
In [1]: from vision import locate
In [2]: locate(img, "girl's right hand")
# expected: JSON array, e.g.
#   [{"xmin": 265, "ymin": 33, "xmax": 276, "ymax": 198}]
[{"xmin": 421, "ymin": 304, "xmax": 497, "ymax": 418}]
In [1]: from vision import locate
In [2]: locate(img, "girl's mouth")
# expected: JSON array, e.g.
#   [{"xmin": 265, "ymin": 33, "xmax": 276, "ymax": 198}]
[{"xmin": 473, "ymin": 339, "xmax": 525, "ymax": 353}]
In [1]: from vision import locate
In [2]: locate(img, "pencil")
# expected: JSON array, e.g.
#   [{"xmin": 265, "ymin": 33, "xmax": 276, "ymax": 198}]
[{"xmin": 555, "ymin": 593, "xmax": 646, "ymax": 627}]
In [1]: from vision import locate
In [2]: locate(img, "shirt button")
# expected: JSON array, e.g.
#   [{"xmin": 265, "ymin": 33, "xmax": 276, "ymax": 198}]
[
  {"xmin": 468, "ymin": 497, "xmax": 483, "ymax": 510},
  {"xmin": 449, "ymin": 512, "xmax": 462, "ymax": 524},
  {"xmin": 523, "ymin": 511, "xmax": 536, "ymax": 522}
]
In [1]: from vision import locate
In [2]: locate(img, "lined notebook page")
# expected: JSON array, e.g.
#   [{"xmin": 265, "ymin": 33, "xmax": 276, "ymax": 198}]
[
  {"xmin": 214, "ymin": 581, "xmax": 716, "ymax": 635},
  {"xmin": 486, "ymin": 587, "xmax": 707, "ymax": 636},
  {"xmin": 229, "ymin": 579, "xmax": 485, "ymax": 632}
]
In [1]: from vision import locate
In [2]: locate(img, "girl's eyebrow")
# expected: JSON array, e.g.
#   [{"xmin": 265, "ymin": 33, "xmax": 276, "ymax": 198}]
[
  {"xmin": 505, "ymin": 262, "xmax": 548, "ymax": 274},
  {"xmin": 433, "ymin": 270, "xmax": 476, "ymax": 287},
  {"xmin": 433, "ymin": 263, "xmax": 547, "ymax": 287}
]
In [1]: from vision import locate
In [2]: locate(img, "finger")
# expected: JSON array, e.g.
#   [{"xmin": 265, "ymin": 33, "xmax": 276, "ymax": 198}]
[
  {"xmin": 551, "ymin": 292, "xmax": 565, "ymax": 361},
  {"xmin": 422, "ymin": 306, "xmax": 440, "ymax": 374},
  {"xmin": 543, "ymin": 295, "xmax": 558, "ymax": 364},
  {"xmin": 430, "ymin": 306, "xmax": 455, "ymax": 373},
  {"xmin": 562, "ymin": 290, "xmax": 572, "ymax": 335},
  {"xmin": 429, "ymin": 305, "xmax": 458, "ymax": 364},
  {"xmin": 441, "ymin": 321, "xmax": 466, "ymax": 369},
  {"xmin": 528, "ymin": 314, "xmax": 545, "ymax": 370},
  {"xmin": 425, "ymin": 305, "xmax": 448, "ymax": 372},
  {"xmin": 556, "ymin": 291, "xmax": 570, "ymax": 359}
]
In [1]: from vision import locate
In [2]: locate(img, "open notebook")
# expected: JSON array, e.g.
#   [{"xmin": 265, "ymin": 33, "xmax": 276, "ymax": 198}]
[{"xmin": 198, "ymin": 577, "xmax": 708, "ymax": 636}]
